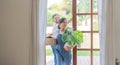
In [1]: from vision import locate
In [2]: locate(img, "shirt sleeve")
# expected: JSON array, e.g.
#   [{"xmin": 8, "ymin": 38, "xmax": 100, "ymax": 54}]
[{"xmin": 52, "ymin": 23, "xmax": 58, "ymax": 38}]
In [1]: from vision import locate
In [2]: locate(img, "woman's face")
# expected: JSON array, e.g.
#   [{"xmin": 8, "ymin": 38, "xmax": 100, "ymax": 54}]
[{"xmin": 59, "ymin": 20, "xmax": 67, "ymax": 29}]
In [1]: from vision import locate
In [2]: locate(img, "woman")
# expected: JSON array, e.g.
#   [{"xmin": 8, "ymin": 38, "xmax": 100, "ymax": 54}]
[{"xmin": 56, "ymin": 18, "xmax": 72, "ymax": 65}]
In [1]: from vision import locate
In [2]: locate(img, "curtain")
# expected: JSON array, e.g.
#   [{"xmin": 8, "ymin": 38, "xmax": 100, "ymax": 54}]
[
  {"xmin": 98, "ymin": 0, "xmax": 107, "ymax": 65},
  {"xmin": 37, "ymin": 0, "xmax": 47, "ymax": 65},
  {"xmin": 98, "ymin": 0, "xmax": 115, "ymax": 65},
  {"xmin": 32, "ymin": 0, "xmax": 47, "ymax": 65}
]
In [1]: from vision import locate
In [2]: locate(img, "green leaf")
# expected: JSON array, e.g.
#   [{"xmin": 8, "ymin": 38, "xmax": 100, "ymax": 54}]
[{"xmin": 62, "ymin": 27, "xmax": 84, "ymax": 46}]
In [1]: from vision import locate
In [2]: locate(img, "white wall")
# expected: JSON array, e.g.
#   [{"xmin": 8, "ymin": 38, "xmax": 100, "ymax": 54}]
[{"xmin": 0, "ymin": 0, "xmax": 33, "ymax": 65}]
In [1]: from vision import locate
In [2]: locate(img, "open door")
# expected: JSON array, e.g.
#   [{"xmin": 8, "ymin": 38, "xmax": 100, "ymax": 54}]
[{"xmin": 72, "ymin": 0, "xmax": 100, "ymax": 65}]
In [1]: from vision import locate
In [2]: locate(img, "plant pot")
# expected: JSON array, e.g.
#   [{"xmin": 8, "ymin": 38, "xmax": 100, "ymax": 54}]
[{"xmin": 64, "ymin": 42, "xmax": 76, "ymax": 51}]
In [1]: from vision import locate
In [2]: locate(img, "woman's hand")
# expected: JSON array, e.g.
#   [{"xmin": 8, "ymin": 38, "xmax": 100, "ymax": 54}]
[{"xmin": 64, "ymin": 46, "xmax": 71, "ymax": 51}]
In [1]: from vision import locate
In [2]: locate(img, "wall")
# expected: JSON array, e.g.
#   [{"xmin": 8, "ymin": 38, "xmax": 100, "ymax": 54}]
[
  {"xmin": 0, "ymin": 0, "xmax": 32, "ymax": 65},
  {"xmin": 113, "ymin": 0, "xmax": 120, "ymax": 62}
]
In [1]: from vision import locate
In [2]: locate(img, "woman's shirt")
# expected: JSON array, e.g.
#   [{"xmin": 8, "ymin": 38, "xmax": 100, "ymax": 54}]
[{"xmin": 59, "ymin": 30, "xmax": 64, "ymax": 34}]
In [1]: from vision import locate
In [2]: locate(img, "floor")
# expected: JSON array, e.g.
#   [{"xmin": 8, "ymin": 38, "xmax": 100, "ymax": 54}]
[{"xmin": 46, "ymin": 56, "xmax": 100, "ymax": 65}]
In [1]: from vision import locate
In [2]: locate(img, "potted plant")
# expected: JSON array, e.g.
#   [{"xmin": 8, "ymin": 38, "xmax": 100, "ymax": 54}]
[{"xmin": 62, "ymin": 27, "xmax": 83, "ymax": 50}]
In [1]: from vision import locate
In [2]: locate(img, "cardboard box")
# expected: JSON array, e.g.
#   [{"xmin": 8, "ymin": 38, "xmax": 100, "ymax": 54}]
[{"xmin": 46, "ymin": 37, "xmax": 57, "ymax": 45}]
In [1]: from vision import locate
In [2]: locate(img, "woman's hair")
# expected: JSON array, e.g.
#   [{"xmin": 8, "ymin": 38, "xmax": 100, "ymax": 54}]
[{"xmin": 58, "ymin": 18, "xmax": 66, "ymax": 29}]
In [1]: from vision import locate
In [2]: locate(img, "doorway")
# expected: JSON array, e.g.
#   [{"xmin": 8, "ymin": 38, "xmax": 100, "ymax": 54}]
[{"xmin": 45, "ymin": 0, "xmax": 100, "ymax": 65}]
